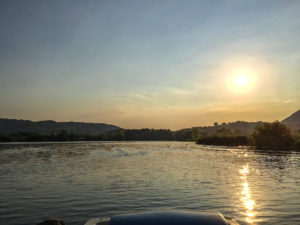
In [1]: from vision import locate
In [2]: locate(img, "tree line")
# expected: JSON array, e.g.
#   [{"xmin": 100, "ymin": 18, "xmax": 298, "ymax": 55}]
[
  {"xmin": 197, "ymin": 121, "xmax": 300, "ymax": 150},
  {"xmin": 0, "ymin": 128, "xmax": 198, "ymax": 142},
  {"xmin": 1, "ymin": 121, "xmax": 299, "ymax": 151}
]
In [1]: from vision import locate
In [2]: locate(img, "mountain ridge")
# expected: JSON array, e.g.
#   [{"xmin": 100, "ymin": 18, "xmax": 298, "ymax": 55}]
[
  {"xmin": 0, "ymin": 118, "xmax": 120, "ymax": 135},
  {"xmin": 281, "ymin": 109, "xmax": 300, "ymax": 131},
  {"xmin": 1, "ymin": 108, "xmax": 300, "ymax": 136}
]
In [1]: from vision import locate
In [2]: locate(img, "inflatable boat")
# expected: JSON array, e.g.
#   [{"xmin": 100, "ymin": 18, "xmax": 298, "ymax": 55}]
[{"xmin": 84, "ymin": 210, "xmax": 239, "ymax": 225}]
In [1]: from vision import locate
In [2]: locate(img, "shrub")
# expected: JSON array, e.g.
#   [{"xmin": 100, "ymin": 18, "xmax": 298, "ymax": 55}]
[
  {"xmin": 251, "ymin": 121, "xmax": 294, "ymax": 150},
  {"xmin": 294, "ymin": 135, "xmax": 300, "ymax": 150},
  {"xmin": 197, "ymin": 135, "xmax": 249, "ymax": 146}
]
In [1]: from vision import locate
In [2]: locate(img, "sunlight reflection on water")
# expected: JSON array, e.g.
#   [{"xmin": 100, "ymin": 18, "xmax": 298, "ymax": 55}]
[{"xmin": 239, "ymin": 164, "xmax": 256, "ymax": 224}]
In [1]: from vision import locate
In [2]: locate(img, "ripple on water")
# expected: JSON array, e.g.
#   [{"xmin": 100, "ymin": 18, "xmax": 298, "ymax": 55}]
[{"xmin": 0, "ymin": 142, "xmax": 300, "ymax": 225}]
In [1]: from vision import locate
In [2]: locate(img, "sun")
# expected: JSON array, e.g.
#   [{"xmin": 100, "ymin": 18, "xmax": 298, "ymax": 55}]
[
  {"xmin": 235, "ymin": 75, "xmax": 249, "ymax": 87},
  {"xmin": 227, "ymin": 69, "xmax": 257, "ymax": 94}
]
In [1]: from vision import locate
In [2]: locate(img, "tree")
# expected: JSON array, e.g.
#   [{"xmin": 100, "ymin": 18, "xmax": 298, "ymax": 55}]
[
  {"xmin": 0, "ymin": 132, "xmax": 11, "ymax": 142},
  {"xmin": 113, "ymin": 129, "xmax": 125, "ymax": 140},
  {"xmin": 101, "ymin": 132, "xmax": 109, "ymax": 140},
  {"xmin": 56, "ymin": 129, "xmax": 69, "ymax": 141},
  {"xmin": 251, "ymin": 121, "xmax": 294, "ymax": 150},
  {"xmin": 197, "ymin": 135, "xmax": 249, "ymax": 146},
  {"xmin": 191, "ymin": 127, "xmax": 202, "ymax": 140}
]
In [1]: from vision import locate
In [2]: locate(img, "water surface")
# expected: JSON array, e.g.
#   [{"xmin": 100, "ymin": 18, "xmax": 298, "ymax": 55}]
[{"xmin": 0, "ymin": 142, "xmax": 299, "ymax": 225}]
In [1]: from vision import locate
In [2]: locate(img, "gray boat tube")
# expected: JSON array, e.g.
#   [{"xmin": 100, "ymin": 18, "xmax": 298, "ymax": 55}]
[{"xmin": 85, "ymin": 210, "xmax": 239, "ymax": 225}]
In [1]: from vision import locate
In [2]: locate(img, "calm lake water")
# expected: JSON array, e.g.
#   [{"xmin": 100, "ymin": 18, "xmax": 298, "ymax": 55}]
[{"xmin": 0, "ymin": 141, "xmax": 299, "ymax": 225}]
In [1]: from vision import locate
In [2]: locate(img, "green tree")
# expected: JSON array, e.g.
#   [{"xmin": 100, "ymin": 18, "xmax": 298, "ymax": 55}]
[
  {"xmin": 101, "ymin": 132, "xmax": 109, "ymax": 140},
  {"xmin": 251, "ymin": 121, "xmax": 294, "ymax": 150},
  {"xmin": 113, "ymin": 129, "xmax": 125, "ymax": 140}
]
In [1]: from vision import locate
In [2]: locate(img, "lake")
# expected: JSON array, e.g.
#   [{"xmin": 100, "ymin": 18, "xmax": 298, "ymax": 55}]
[{"xmin": 0, "ymin": 141, "xmax": 299, "ymax": 225}]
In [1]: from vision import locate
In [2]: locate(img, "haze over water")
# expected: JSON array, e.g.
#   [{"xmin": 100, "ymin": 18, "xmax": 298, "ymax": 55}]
[{"xmin": 0, "ymin": 142, "xmax": 299, "ymax": 225}]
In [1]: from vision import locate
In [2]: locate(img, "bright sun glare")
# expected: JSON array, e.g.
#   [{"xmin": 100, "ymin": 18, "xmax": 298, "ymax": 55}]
[
  {"xmin": 235, "ymin": 75, "xmax": 249, "ymax": 87},
  {"xmin": 227, "ymin": 69, "xmax": 257, "ymax": 95}
]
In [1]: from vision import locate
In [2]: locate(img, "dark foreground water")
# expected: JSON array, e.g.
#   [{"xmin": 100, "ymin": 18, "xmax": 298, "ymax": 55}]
[{"xmin": 0, "ymin": 142, "xmax": 299, "ymax": 225}]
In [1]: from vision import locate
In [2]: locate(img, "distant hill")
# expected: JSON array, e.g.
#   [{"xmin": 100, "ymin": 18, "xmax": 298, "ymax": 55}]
[
  {"xmin": 0, "ymin": 118, "xmax": 120, "ymax": 135},
  {"xmin": 282, "ymin": 109, "xmax": 300, "ymax": 131},
  {"xmin": 199, "ymin": 121, "xmax": 264, "ymax": 135}
]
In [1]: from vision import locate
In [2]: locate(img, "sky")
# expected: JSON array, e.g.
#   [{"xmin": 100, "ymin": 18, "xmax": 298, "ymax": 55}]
[{"xmin": 0, "ymin": 0, "xmax": 299, "ymax": 129}]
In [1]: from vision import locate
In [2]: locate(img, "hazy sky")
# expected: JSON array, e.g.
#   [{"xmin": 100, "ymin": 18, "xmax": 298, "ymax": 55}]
[{"xmin": 0, "ymin": 0, "xmax": 299, "ymax": 129}]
